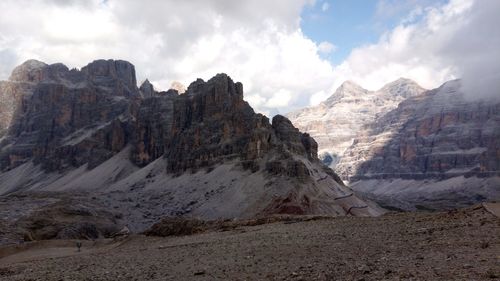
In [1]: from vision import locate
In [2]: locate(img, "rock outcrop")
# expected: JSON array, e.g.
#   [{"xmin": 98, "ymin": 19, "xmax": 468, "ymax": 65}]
[
  {"xmin": 0, "ymin": 60, "xmax": 383, "ymax": 242},
  {"xmin": 287, "ymin": 78, "xmax": 425, "ymax": 167}
]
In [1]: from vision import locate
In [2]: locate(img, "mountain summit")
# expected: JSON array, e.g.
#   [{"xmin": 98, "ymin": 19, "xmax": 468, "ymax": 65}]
[{"xmin": 287, "ymin": 78, "xmax": 426, "ymax": 167}]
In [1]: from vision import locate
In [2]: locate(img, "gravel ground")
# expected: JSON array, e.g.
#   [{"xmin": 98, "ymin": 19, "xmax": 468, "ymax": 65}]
[{"xmin": 0, "ymin": 206, "xmax": 499, "ymax": 281}]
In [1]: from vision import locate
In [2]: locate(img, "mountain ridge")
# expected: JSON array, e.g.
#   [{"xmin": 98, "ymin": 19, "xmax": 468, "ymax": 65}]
[
  {"xmin": 288, "ymin": 78, "xmax": 500, "ymax": 210},
  {"xmin": 287, "ymin": 77, "xmax": 426, "ymax": 167},
  {"xmin": 0, "ymin": 59, "xmax": 383, "ymax": 243}
]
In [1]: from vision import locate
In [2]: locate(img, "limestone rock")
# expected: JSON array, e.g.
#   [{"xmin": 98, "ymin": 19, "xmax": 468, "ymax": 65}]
[
  {"xmin": 290, "ymin": 78, "xmax": 500, "ymax": 210},
  {"xmin": 287, "ymin": 78, "xmax": 425, "ymax": 168},
  {"xmin": 8, "ymin": 59, "xmax": 48, "ymax": 82},
  {"xmin": 339, "ymin": 80, "xmax": 500, "ymax": 182},
  {"xmin": 0, "ymin": 59, "xmax": 138, "ymax": 171},
  {"xmin": 81, "ymin": 59, "xmax": 140, "ymax": 98},
  {"xmin": 0, "ymin": 60, "xmax": 383, "ymax": 230}
]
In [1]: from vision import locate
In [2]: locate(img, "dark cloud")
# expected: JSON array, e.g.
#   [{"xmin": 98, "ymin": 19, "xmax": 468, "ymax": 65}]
[{"xmin": 441, "ymin": 0, "xmax": 500, "ymax": 99}]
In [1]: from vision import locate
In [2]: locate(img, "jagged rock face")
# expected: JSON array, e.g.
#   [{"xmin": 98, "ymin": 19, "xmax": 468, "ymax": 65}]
[
  {"xmin": 0, "ymin": 59, "xmax": 382, "ymax": 228},
  {"xmin": 289, "ymin": 78, "xmax": 500, "ymax": 209},
  {"xmin": 132, "ymin": 74, "xmax": 318, "ymax": 174},
  {"xmin": 0, "ymin": 62, "xmax": 318, "ymax": 175},
  {"xmin": 287, "ymin": 78, "xmax": 425, "ymax": 167},
  {"xmin": 0, "ymin": 60, "xmax": 50, "ymax": 138},
  {"xmin": 139, "ymin": 79, "xmax": 155, "ymax": 98},
  {"xmin": 0, "ymin": 59, "xmax": 139, "ymax": 171},
  {"xmin": 339, "ymin": 80, "xmax": 500, "ymax": 181},
  {"xmin": 0, "ymin": 82, "xmax": 14, "ymax": 137},
  {"xmin": 333, "ymin": 80, "xmax": 500, "ymax": 210},
  {"xmin": 272, "ymin": 115, "xmax": 318, "ymax": 160},
  {"xmin": 81, "ymin": 59, "xmax": 138, "ymax": 98}
]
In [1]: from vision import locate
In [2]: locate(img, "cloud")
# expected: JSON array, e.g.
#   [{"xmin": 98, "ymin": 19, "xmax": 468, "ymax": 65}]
[
  {"xmin": 265, "ymin": 89, "xmax": 292, "ymax": 108},
  {"xmin": 309, "ymin": 90, "xmax": 330, "ymax": 106},
  {"xmin": 441, "ymin": 0, "xmax": 500, "ymax": 100},
  {"xmin": 0, "ymin": 0, "xmax": 498, "ymax": 118},
  {"xmin": 0, "ymin": 0, "xmax": 332, "ymax": 115},
  {"xmin": 318, "ymin": 41, "xmax": 336, "ymax": 54},
  {"xmin": 330, "ymin": 0, "xmax": 500, "ymax": 101}
]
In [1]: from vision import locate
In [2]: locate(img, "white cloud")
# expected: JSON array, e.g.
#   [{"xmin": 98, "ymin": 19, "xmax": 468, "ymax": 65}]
[
  {"xmin": 330, "ymin": 0, "xmax": 500, "ymax": 101},
  {"xmin": 318, "ymin": 41, "xmax": 336, "ymax": 54},
  {"xmin": 265, "ymin": 89, "xmax": 292, "ymax": 108},
  {"xmin": 0, "ymin": 0, "xmax": 335, "ymax": 115},
  {"xmin": 310, "ymin": 90, "xmax": 330, "ymax": 106},
  {"xmin": 0, "ymin": 0, "xmax": 498, "ymax": 118},
  {"xmin": 245, "ymin": 94, "xmax": 266, "ymax": 108}
]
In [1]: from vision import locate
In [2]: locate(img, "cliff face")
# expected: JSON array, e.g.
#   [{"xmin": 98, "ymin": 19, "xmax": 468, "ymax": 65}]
[
  {"xmin": 339, "ymin": 80, "xmax": 500, "ymax": 181},
  {"xmin": 289, "ymin": 78, "xmax": 500, "ymax": 210},
  {"xmin": 338, "ymin": 80, "xmax": 500, "ymax": 210},
  {"xmin": 129, "ymin": 73, "xmax": 320, "ymax": 179},
  {"xmin": 0, "ymin": 60, "xmax": 50, "ymax": 138},
  {"xmin": 287, "ymin": 79, "xmax": 425, "ymax": 167},
  {"xmin": 0, "ymin": 59, "xmax": 139, "ymax": 171},
  {"xmin": 0, "ymin": 60, "xmax": 382, "ymax": 236}
]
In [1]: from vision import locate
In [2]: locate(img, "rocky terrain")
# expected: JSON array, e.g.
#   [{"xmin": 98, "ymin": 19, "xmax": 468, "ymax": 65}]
[
  {"xmin": 288, "ymin": 79, "xmax": 500, "ymax": 210},
  {"xmin": 0, "ymin": 204, "xmax": 498, "ymax": 280},
  {"xmin": 0, "ymin": 59, "xmax": 382, "ymax": 244}
]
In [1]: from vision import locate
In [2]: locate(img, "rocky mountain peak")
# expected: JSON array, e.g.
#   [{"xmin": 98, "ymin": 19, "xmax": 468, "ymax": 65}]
[
  {"xmin": 324, "ymin": 80, "xmax": 368, "ymax": 105},
  {"xmin": 186, "ymin": 78, "xmax": 206, "ymax": 94},
  {"xmin": 81, "ymin": 59, "xmax": 138, "ymax": 94},
  {"xmin": 439, "ymin": 79, "xmax": 461, "ymax": 92},
  {"xmin": 8, "ymin": 59, "xmax": 48, "ymax": 82},
  {"xmin": 340, "ymin": 80, "xmax": 362, "ymax": 89},
  {"xmin": 272, "ymin": 115, "xmax": 318, "ymax": 160},
  {"xmin": 287, "ymin": 77, "xmax": 429, "ymax": 170},
  {"xmin": 379, "ymin": 77, "xmax": 426, "ymax": 99},
  {"xmin": 184, "ymin": 73, "xmax": 244, "ymax": 102},
  {"xmin": 139, "ymin": 79, "xmax": 155, "ymax": 98}
]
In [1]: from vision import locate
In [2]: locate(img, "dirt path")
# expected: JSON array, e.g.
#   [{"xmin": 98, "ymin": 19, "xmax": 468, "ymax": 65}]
[{"xmin": 1, "ymin": 207, "xmax": 499, "ymax": 280}]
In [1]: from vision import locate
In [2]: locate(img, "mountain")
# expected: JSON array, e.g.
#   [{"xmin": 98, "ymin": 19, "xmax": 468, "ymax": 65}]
[
  {"xmin": 0, "ymin": 60, "xmax": 50, "ymax": 138},
  {"xmin": 288, "ymin": 79, "xmax": 500, "ymax": 210},
  {"xmin": 0, "ymin": 59, "xmax": 382, "ymax": 243},
  {"xmin": 338, "ymin": 80, "xmax": 500, "ymax": 210},
  {"xmin": 287, "ymin": 78, "xmax": 426, "ymax": 167}
]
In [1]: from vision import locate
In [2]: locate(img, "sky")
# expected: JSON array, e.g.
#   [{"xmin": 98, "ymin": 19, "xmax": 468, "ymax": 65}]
[{"xmin": 0, "ymin": 0, "xmax": 499, "ymax": 116}]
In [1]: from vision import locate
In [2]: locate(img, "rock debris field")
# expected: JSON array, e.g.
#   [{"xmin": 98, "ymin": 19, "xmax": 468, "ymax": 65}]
[{"xmin": 0, "ymin": 205, "xmax": 499, "ymax": 281}]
